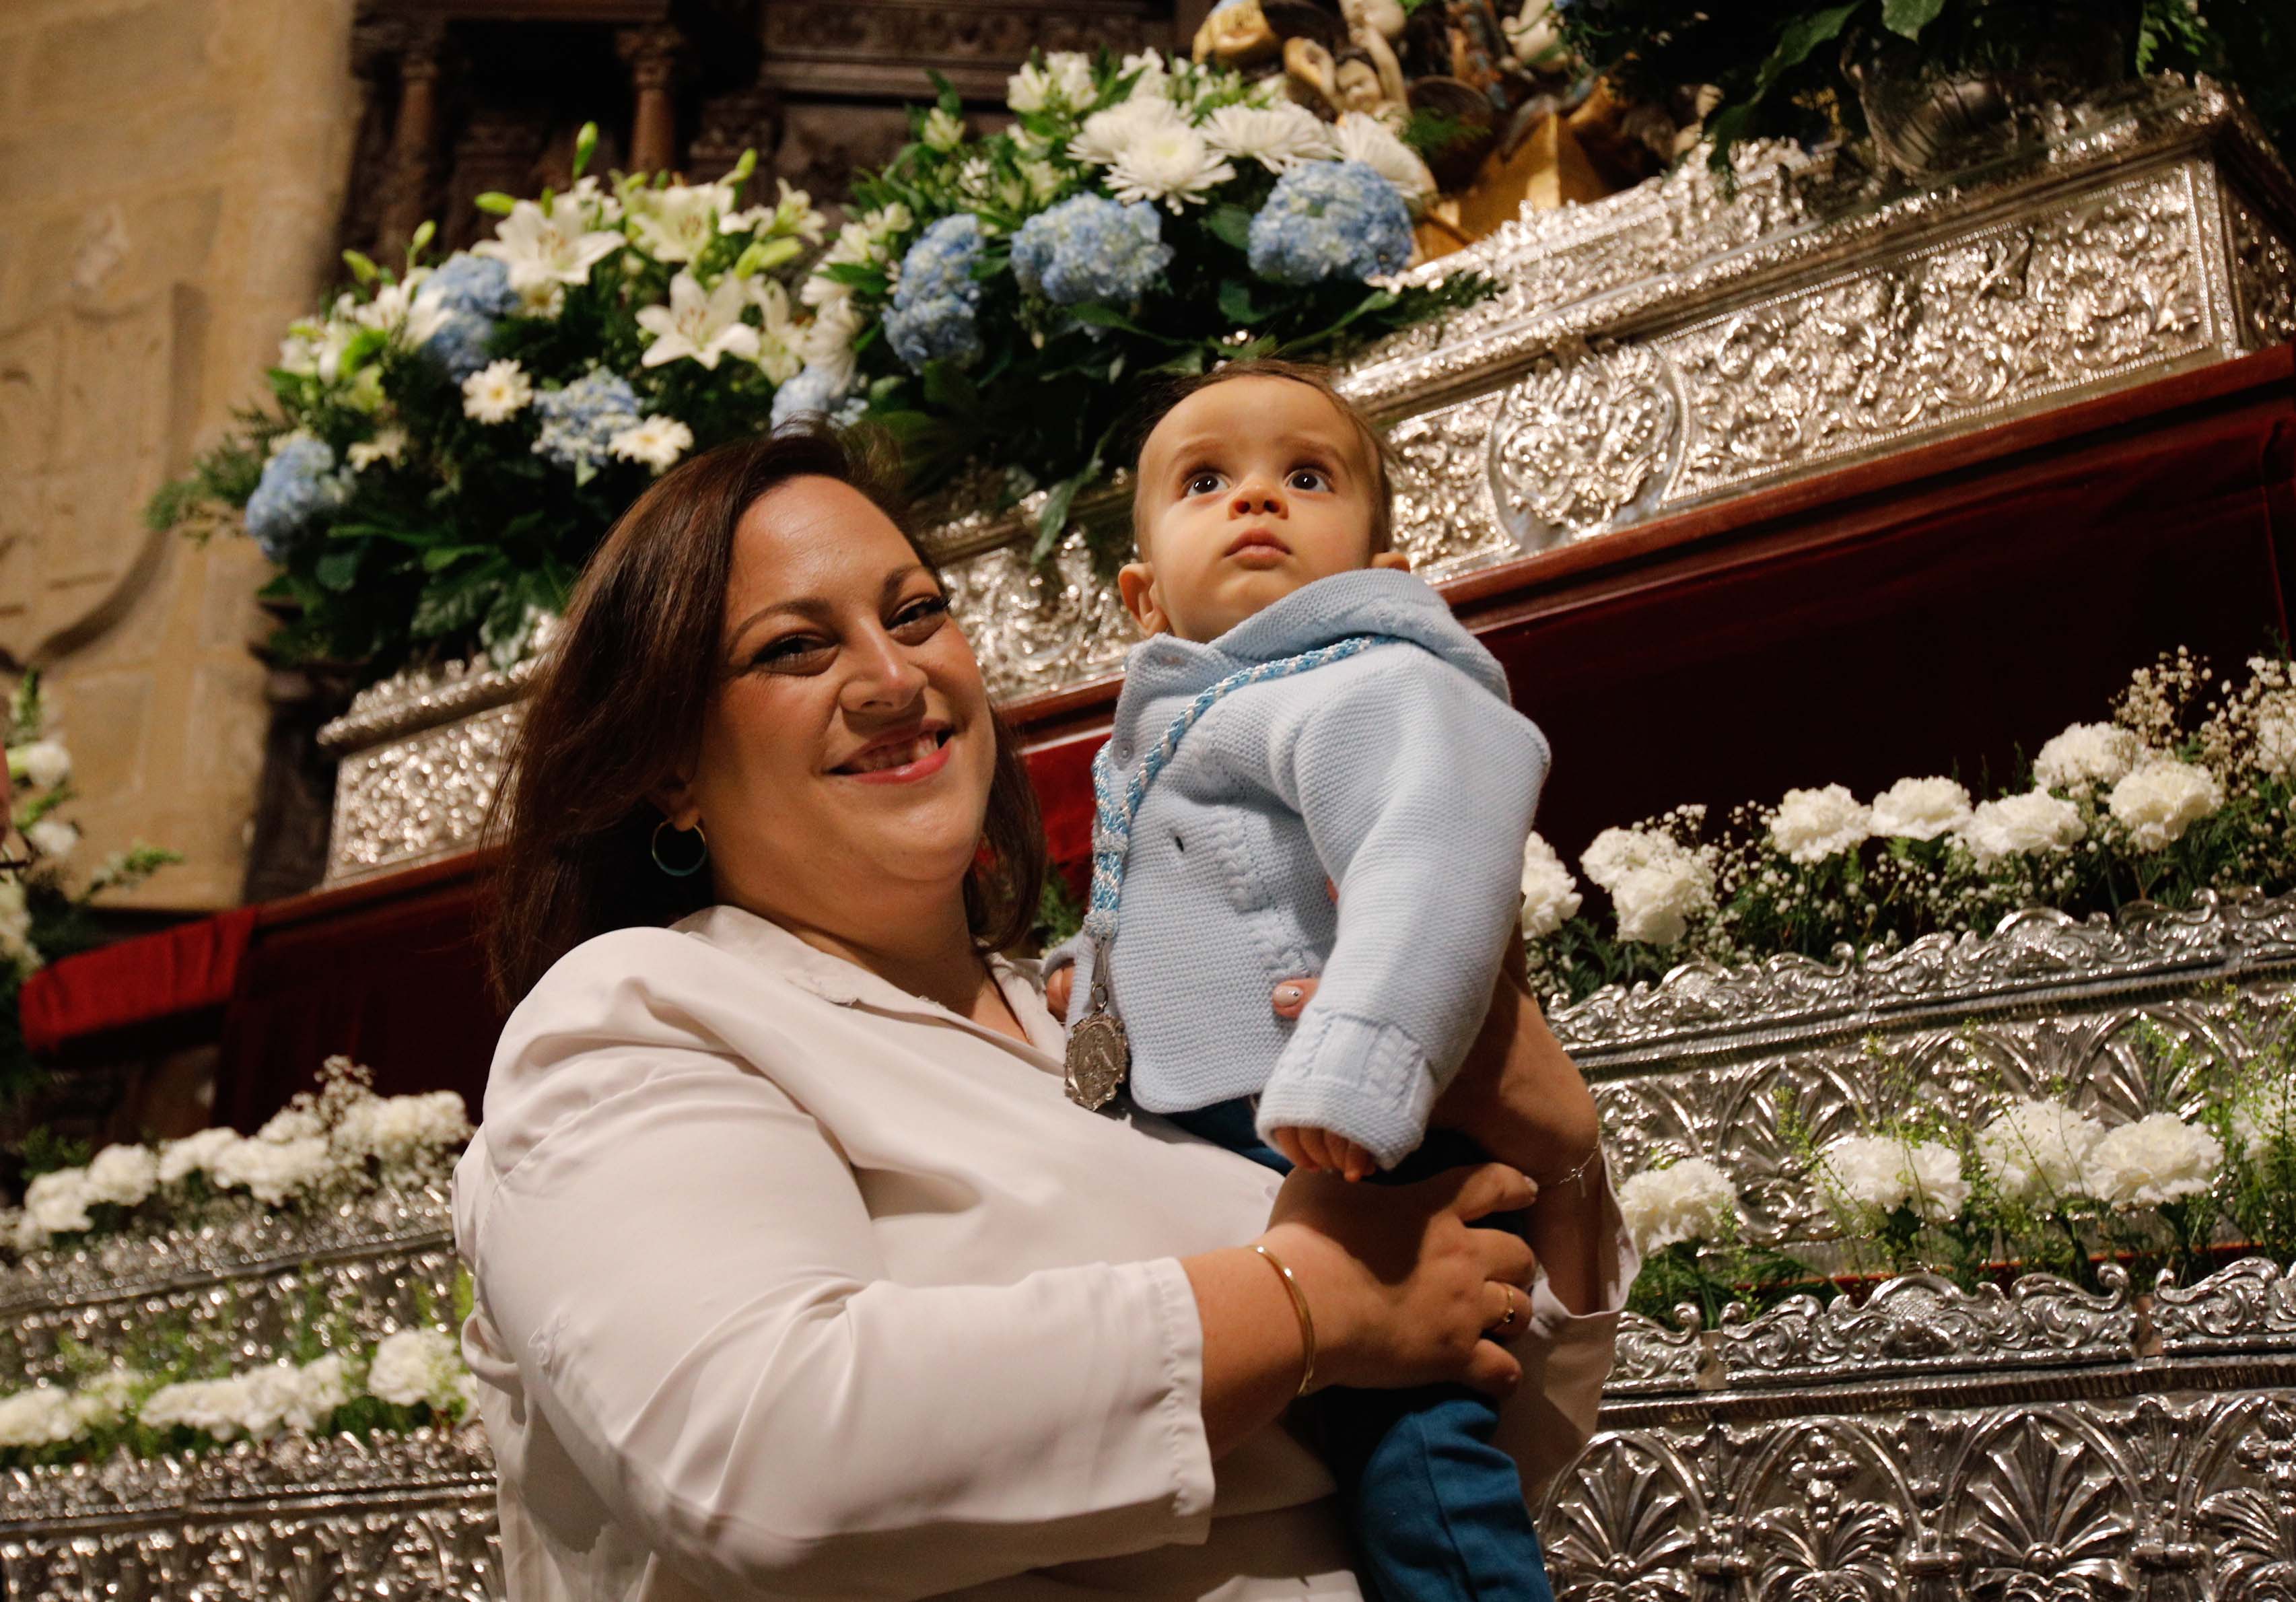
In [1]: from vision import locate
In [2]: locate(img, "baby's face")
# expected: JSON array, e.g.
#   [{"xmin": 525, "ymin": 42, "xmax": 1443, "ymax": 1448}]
[{"xmin": 1123, "ymin": 378, "xmax": 1403, "ymax": 643}]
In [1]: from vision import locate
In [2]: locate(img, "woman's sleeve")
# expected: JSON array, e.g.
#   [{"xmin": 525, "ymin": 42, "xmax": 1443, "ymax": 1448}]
[
  {"xmin": 465, "ymin": 951, "xmax": 1216, "ymax": 1599},
  {"xmin": 1493, "ymin": 1160, "xmax": 1638, "ymax": 1500}
]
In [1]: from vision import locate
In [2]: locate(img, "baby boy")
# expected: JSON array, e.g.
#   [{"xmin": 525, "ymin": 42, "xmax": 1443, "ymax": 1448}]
[{"xmin": 1051, "ymin": 359, "xmax": 1558, "ymax": 1602}]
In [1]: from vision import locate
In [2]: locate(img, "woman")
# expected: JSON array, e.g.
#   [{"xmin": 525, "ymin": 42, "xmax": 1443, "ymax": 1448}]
[{"xmin": 454, "ymin": 427, "xmax": 1632, "ymax": 1601}]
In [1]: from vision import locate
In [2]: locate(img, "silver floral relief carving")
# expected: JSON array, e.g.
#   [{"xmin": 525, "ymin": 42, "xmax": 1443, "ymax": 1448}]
[
  {"xmin": 1383, "ymin": 390, "xmax": 1519, "ymax": 580},
  {"xmin": 326, "ymin": 702, "xmax": 522, "ymax": 883},
  {"xmin": 2227, "ymin": 184, "xmax": 2296, "ymax": 350},
  {"xmin": 940, "ymin": 528, "xmax": 1140, "ymax": 703},
  {"xmin": 1488, "ymin": 342, "xmax": 1682, "ymax": 551}
]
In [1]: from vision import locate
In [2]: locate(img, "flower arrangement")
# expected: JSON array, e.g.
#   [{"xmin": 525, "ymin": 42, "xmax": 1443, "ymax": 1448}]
[
  {"xmin": 2, "ymin": 674, "xmax": 176, "ymax": 1110},
  {"xmin": 0, "ymin": 1317, "xmax": 475, "ymax": 1468},
  {"xmin": 1520, "ymin": 646, "xmax": 2296, "ymax": 1005},
  {"xmin": 823, "ymin": 53, "xmax": 1484, "ymax": 557},
  {"xmin": 148, "ymin": 127, "xmax": 833, "ymax": 675},
  {"xmin": 1, "ymin": 1056, "xmax": 470, "ymax": 1256},
  {"xmin": 1619, "ymin": 1010, "xmax": 2296, "ymax": 1325},
  {"xmin": 1555, "ymin": 0, "xmax": 2294, "ymax": 171}
]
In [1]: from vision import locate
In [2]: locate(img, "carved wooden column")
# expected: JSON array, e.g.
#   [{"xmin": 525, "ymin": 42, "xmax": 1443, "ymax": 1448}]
[
  {"xmin": 617, "ymin": 24, "xmax": 685, "ymax": 176},
  {"xmin": 378, "ymin": 18, "xmax": 448, "ymax": 260}
]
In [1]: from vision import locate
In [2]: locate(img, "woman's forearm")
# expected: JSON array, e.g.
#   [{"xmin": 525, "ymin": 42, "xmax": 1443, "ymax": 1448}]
[{"xmin": 1181, "ymin": 1245, "xmax": 1313, "ymax": 1459}]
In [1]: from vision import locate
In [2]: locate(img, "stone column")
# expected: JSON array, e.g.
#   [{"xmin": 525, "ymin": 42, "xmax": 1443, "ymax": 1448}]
[
  {"xmin": 378, "ymin": 18, "xmax": 446, "ymax": 260},
  {"xmin": 618, "ymin": 24, "xmax": 685, "ymax": 176}
]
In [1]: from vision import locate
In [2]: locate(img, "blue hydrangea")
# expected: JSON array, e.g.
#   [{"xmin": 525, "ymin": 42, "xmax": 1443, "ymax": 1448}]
[
  {"xmin": 1010, "ymin": 195, "xmax": 1172, "ymax": 307},
  {"xmin": 1246, "ymin": 160, "xmax": 1414, "ymax": 286},
  {"xmin": 532, "ymin": 370, "xmax": 641, "ymax": 472},
  {"xmin": 413, "ymin": 254, "xmax": 517, "ymax": 381},
  {"xmin": 244, "ymin": 436, "xmax": 353, "ymax": 561},
  {"xmin": 770, "ymin": 363, "xmax": 866, "ymax": 429},
  {"xmin": 882, "ymin": 214, "xmax": 986, "ymax": 372}
]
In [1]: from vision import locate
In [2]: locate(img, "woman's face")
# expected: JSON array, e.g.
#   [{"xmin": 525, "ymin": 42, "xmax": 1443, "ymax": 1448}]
[{"xmin": 670, "ymin": 475, "xmax": 998, "ymax": 932}]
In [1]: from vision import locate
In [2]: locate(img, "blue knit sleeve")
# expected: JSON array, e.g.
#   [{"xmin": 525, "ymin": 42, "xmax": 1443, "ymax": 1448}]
[{"xmin": 1254, "ymin": 650, "xmax": 1549, "ymax": 1169}]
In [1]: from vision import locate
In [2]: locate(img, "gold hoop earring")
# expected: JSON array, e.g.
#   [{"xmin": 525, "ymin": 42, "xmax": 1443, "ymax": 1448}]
[{"xmin": 652, "ymin": 819, "xmax": 708, "ymax": 878}]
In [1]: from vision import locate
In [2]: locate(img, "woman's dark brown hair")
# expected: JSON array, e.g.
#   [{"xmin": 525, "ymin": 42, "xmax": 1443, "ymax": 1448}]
[{"xmin": 482, "ymin": 424, "xmax": 1046, "ymax": 1009}]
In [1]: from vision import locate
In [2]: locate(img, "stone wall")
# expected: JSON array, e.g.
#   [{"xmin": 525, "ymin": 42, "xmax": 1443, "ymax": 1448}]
[{"xmin": 0, "ymin": 0, "xmax": 361, "ymax": 909}]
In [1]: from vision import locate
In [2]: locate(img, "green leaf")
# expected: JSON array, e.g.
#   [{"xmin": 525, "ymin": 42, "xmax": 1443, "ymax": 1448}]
[
  {"xmin": 1034, "ymin": 471, "xmax": 1088, "ymax": 562},
  {"xmin": 421, "ymin": 545, "xmax": 492, "ymax": 572},
  {"xmin": 1881, "ymin": 0, "xmax": 1945, "ymax": 39},
  {"xmin": 1066, "ymin": 302, "xmax": 1190, "ymax": 345},
  {"xmin": 1216, "ymin": 279, "xmax": 1260, "ymax": 325},
  {"xmin": 921, "ymin": 359, "xmax": 981, "ymax": 413},
  {"xmin": 410, "ymin": 576, "xmax": 494, "ymax": 639},
  {"xmin": 1206, "ymin": 206, "xmax": 1254, "ymax": 251},
  {"xmin": 312, "ymin": 548, "xmax": 361, "ymax": 592},
  {"xmin": 930, "ymin": 69, "xmax": 961, "ymax": 116},
  {"xmin": 1758, "ymin": 4, "xmax": 1863, "ymax": 91}
]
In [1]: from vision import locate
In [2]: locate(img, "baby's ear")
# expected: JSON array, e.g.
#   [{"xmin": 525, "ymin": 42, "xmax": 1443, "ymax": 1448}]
[
  {"xmin": 1118, "ymin": 561, "xmax": 1169, "ymax": 635},
  {"xmin": 1370, "ymin": 551, "xmax": 1412, "ymax": 573}
]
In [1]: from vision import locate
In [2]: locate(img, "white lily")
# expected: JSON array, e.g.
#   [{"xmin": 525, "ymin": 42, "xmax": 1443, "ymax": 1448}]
[
  {"xmin": 475, "ymin": 195, "xmax": 624, "ymax": 292},
  {"xmin": 749, "ymin": 279, "xmax": 804, "ymax": 384},
  {"xmin": 627, "ymin": 182, "xmax": 734, "ymax": 264},
  {"xmin": 636, "ymin": 271, "xmax": 761, "ymax": 370}
]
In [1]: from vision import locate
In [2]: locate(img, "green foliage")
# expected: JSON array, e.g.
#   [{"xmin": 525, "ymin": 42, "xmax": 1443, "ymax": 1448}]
[{"xmin": 1032, "ymin": 868, "xmax": 1085, "ymax": 952}]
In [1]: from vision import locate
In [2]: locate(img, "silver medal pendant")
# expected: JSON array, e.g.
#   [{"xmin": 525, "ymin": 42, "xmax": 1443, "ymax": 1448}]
[{"xmin": 1064, "ymin": 1010, "xmax": 1129, "ymax": 1111}]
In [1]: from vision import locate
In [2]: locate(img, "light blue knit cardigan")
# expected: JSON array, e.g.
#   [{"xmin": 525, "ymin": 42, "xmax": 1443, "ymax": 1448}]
[{"xmin": 1056, "ymin": 568, "xmax": 1550, "ymax": 1170}]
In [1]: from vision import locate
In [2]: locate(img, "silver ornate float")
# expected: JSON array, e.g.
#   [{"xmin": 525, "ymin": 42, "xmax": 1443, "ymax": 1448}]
[
  {"xmin": 314, "ymin": 77, "xmax": 2296, "ymax": 886},
  {"xmin": 5, "ymin": 892, "xmax": 2294, "ymax": 1595}
]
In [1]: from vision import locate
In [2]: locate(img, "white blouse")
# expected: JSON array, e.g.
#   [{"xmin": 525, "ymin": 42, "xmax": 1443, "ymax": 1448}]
[{"xmin": 452, "ymin": 903, "xmax": 1632, "ymax": 1601}]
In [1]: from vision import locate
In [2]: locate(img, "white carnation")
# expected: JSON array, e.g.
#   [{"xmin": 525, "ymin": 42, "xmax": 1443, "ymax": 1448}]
[
  {"xmin": 1518, "ymin": 832, "xmax": 1582, "ymax": 939},
  {"xmin": 2106, "ymin": 759, "xmax": 2224, "ymax": 851},
  {"xmin": 211, "ymin": 1134, "xmax": 335, "ymax": 1206},
  {"xmin": 2231, "ymin": 1078, "xmax": 2296, "ymax": 1161},
  {"xmin": 157, "ymin": 1126, "xmax": 242, "ymax": 1185},
  {"xmin": 139, "ymin": 1375, "xmax": 255, "ymax": 1439},
  {"xmin": 1767, "ymin": 783, "xmax": 1873, "ymax": 865},
  {"xmin": 1974, "ymin": 1099, "xmax": 2106, "ymax": 1204},
  {"xmin": 26, "ymin": 817, "xmax": 77, "ymax": 860},
  {"xmin": 2086, "ymin": 1113, "xmax": 2222, "ymax": 1208},
  {"xmin": 2253, "ymin": 692, "xmax": 2296, "ymax": 777},
  {"xmin": 1954, "ymin": 789, "xmax": 2086, "ymax": 868},
  {"xmin": 1617, "ymin": 1157, "xmax": 1737, "ymax": 1255},
  {"xmin": 461, "ymin": 358, "xmax": 534, "ymax": 423},
  {"xmin": 0, "ymin": 1383, "xmax": 85, "ymax": 1448},
  {"xmin": 366, "ymin": 1328, "xmax": 466, "ymax": 1410},
  {"xmin": 24, "ymin": 1167, "xmax": 94, "ymax": 1235},
  {"xmin": 1819, "ymin": 1134, "xmax": 1969, "ymax": 1222},
  {"xmin": 1580, "ymin": 827, "xmax": 1714, "ymax": 948},
  {"xmin": 1868, "ymin": 777, "xmax": 1974, "ymax": 842},
  {"xmin": 69, "ymin": 1367, "xmax": 143, "ymax": 1431},
  {"xmin": 2033, "ymin": 722, "xmax": 2144, "ymax": 793},
  {"xmin": 1330, "ymin": 112, "xmax": 1437, "ymax": 207},
  {"xmin": 82, "ymin": 1143, "xmax": 159, "ymax": 1210},
  {"xmin": 13, "ymin": 739, "xmax": 71, "ymax": 790},
  {"xmin": 1202, "ymin": 101, "xmax": 1333, "ymax": 173},
  {"xmin": 331, "ymin": 1090, "xmax": 473, "ymax": 1164}
]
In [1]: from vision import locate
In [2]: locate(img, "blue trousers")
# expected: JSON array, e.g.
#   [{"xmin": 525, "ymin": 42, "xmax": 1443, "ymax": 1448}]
[{"xmin": 1167, "ymin": 1098, "xmax": 1558, "ymax": 1602}]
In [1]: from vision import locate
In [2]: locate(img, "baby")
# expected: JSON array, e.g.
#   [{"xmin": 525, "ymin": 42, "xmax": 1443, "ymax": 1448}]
[{"xmin": 1051, "ymin": 359, "xmax": 1559, "ymax": 1602}]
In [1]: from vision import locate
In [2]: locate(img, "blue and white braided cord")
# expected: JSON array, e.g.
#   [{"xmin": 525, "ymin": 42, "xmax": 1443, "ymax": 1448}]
[{"xmin": 1081, "ymin": 635, "xmax": 1390, "ymax": 948}]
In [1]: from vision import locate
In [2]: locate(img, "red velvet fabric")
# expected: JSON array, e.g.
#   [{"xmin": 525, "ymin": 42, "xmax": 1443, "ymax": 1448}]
[{"xmin": 20, "ymin": 907, "xmax": 256, "ymax": 1055}]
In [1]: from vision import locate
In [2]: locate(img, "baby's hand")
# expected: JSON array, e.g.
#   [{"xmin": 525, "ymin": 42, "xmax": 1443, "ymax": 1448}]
[{"xmin": 1269, "ymin": 1126, "xmax": 1377, "ymax": 1182}]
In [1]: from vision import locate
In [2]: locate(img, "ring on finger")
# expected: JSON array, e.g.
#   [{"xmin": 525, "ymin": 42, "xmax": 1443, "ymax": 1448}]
[{"xmin": 1489, "ymin": 1284, "xmax": 1523, "ymax": 1338}]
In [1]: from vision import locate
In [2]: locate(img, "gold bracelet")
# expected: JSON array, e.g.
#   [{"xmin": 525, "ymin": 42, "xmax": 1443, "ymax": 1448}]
[{"xmin": 1251, "ymin": 1242, "xmax": 1317, "ymax": 1398}]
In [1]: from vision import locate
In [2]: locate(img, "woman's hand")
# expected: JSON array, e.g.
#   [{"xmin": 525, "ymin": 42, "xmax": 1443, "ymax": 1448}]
[{"xmin": 1260, "ymin": 1162, "xmax": 1538, "ymax": 1398}]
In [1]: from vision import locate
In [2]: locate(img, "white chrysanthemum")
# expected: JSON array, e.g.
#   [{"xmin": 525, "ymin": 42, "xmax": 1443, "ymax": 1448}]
[
  {"xmin": 13, "ymin": 739, "xmax": 71, "ymax": 790},
  {"xmin": 1617, "ymin": 1157, "xmax": 1736, "ymax": 1255},
  {"xmin": 157, "ymin": 1126, "xmax": 242, "ymax": 1185},
  {"xmin": 0, "ymin": 1383, "xmax": 85, "ymax": 1448},
  {"xmin": 1819, "ymin": 1134, "xmax": 1970, "ymax": 1222},
  {"xmin": 637, "ymin": 271, "xmax": 761, "ymax": 370},
  {"xmin": 26, "ymin": 817, "xmax": 77, "ymax": 860},
  {"xmin": 2231, "ymin": 1077, "xmax": 2296, "ymax": 1161},
  {"xmin": 367, "ymin": 1328, "xmax": 466, "ymax": 1410},
  {"xmin": 1069, "ymin": 94, "xmax": 1189, "ymax": 167},
  {"xmin": 1868, "ymin": 777, "xmax": 1974, "ymax": 842},
  {"xmin": 1768, "ymin": 783, "xmax": 1873, "ymax": 865},
  {"xmin": 1955, "ymin": 789, "xmax": 2086, "ymax": 868},
  {"xmin": 82, "ymin": 1144, "xmax": 158, "ymax": 1210},
  {"xmin": 2033, "ymin": 722, "xmax": 2145, "ymax": 794},
  {"xmin": 461, "ymin": 358, "xmax": 534, "ymax": 423},
  {"xmin": 1105, "ymin": 121, "xmax": 1235, "ymax": 211},
  {"xmin": 1974, "ymin": 1099, "xmax": 2106, "ymax": 1204},
  {"xmin": 625, "ymin": 181, "xmax": 733, "ymax": 264},
  {"xmin": 256, "ymin": 1105, "xmax": 324, "ymax": 1144},
  {"xmin": 2086, "ymin": 1113, "xmax": 2222, "ymax": 1208},
  {"xmin": 1329, "ymin": 112, "xmax": 1437, "ymax": 208},
  {"xmin": 210, "ymin": 1134, "xmax": 335, "ymax": 1206},
  {"xmin": 608, "ymin": 415, "xmax": 695, "ymax": 475},
  {"xmin": 2106, "ymin": 759, "xmax": 2224, "ymax": 852},
  {"xmin": 1580, "ymin": 827, "xmax": 1714, "ymax": 948},
  {"xmin": 2254, "ymin": 692, "xmax": 2296, "ymax": 777},
  {"xmin": 24, "ymin": 1167, "xmax": 94, "ymax": 1235},
  {"xmin": 1202, "ymin": 101, "xmax": 1333, "ymax": 172},
  {"xmin": 1519, "ymin": 831, "xmax": 1582, "ymax": 939},
  {"xmin": 332, "ymin": 1090, "xmax": 473, "ymax": 1164}
]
